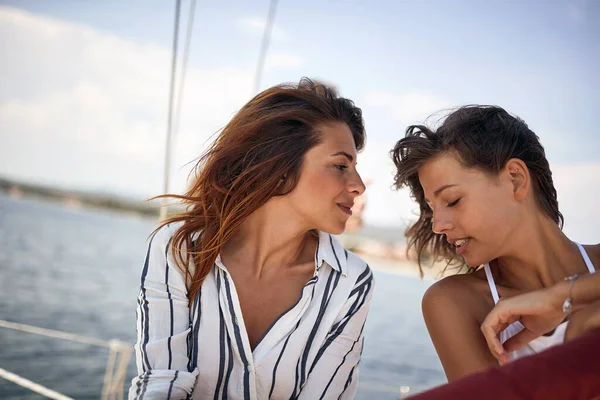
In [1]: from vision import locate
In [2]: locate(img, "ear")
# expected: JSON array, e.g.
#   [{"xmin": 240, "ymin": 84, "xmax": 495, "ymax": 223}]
[{"xmin": 504, "ymin": 158, "xmax": 529, "ymax": 201}]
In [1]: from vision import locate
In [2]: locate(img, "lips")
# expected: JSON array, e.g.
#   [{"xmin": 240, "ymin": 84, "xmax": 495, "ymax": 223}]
[
  {"xmin": 455, "ymin": 238, "xmax": 467, "ymax": 247},
  {"xmin": 448, "ymin": 237, "xmax": 470, "ymax": 255},
  {"xmin": 337, "ymin": 203, "xmax": 353, "ymax": 215}
]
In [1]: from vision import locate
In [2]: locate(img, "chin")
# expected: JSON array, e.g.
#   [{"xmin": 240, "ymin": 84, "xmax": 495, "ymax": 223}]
[
  {"xmin": 318, "ymin": 220, "xmax": 347, "ymax": 236},
  {"xmin": 464, "ymin": 259, "xmax": 480, "ymax": 268},
  {"xmin": 327, "ymin": 226, "xmax": 346, "ymax": 236},
  {"xmin": 462, "ymin": 253, "xmax": 489, "ymax": 268},
  {"xmin": 331, "ymin": 226, "xmax": 346, "ymax": 235}
]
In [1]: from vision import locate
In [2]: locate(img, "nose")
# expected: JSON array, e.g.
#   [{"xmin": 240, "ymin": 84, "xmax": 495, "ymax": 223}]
[
  {"xmin": 347, "ymin": 170, "xmax": 366, "ymax": 196},
  {"xmin": 431, "ymin": 207, "xmax": 453, "ymax": 235}
]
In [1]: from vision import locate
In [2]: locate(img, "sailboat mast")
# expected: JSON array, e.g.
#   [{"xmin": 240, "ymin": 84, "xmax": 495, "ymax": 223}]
[
  {"xmin": 159, "ymin": 0, "xmax": 182, "ymax": 221},
  {"xmin": 252, "ymin": 0, "xmax": 279, "ymax": 95}
]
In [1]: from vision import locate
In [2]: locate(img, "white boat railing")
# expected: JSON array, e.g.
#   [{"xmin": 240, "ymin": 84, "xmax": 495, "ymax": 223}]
[{"xmin": 0, "ymin": 319, "xmax": 132, "ymax": 400}]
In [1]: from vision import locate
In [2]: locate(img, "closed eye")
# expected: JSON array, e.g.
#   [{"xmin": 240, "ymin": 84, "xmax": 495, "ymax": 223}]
[{"xmin": 447, "ymin": 198, "xmax": 461, "ymax": 207}]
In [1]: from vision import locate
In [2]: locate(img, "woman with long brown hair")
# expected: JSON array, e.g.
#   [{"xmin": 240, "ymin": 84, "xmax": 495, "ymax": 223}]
[{"xmin": 129, "ymin": 78, "xmax": 374, "ymax": 399}]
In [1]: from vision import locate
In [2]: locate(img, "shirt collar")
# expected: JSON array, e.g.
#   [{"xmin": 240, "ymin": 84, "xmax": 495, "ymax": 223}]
[{"xmin": 316, "ymin": 231, "xmax": 348, "ymax": 277}]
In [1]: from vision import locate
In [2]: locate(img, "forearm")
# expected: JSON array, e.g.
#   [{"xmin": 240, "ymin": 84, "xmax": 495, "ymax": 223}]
[
  {"xmin": 572, "ymin": 272, "xmax": 600, "ymax": 306},
  {"xmin": 480, "ymin": 271, "xmax": 599, "ymax": 362},
  {"xmin": 130, "ymin": 225, "xmax": 198, "ymax": 399},
  {"xmin": 552, "ymin": 272, "xmax": 600, "ymax": 312}
]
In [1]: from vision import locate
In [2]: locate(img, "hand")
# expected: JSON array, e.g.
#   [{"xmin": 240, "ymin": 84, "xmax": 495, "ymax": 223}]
[
  {"xmin": 565, "ymin": 299, "xmax": 600, "ymax": 342},
  {"xmin": 480, "ymin": 284, "xmax": 568, "ymax": 364}
]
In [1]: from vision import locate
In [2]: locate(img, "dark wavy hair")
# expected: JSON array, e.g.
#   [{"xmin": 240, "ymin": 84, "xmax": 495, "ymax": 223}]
[
  {"xmin": 156, "ymin": 78, "xmax": 365, "ymax": 303},
  {"xmin": 391, "ymin": 105, "xmax": 563, "ymax": 275}
]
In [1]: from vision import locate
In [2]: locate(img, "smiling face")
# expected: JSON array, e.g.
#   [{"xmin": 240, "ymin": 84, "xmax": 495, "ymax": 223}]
[
  {"xmin": 286, "ymin": 122, "xmax": 366, "ymax": 235},
  {"xmin": 418, "ymin": 152, "xmax": 523, "ymax": 267}
]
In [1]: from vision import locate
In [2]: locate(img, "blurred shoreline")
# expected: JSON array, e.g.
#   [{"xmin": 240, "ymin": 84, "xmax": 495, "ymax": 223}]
[
  {"xmin": 0, "ymin": 176, "xmax": 451, "ymax": 280},
  {"xmin": 358, "ymin": 253, "xmax": 444, "ymax": 281},
  {"xmin": 0, "ymin": 176, "xmax": 163, "ymax": 218}
]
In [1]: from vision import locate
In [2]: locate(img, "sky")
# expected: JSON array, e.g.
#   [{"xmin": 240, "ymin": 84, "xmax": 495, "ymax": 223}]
[{"xmin": 0, "ymin": 0, "xmax": 599, "ymax": 241}]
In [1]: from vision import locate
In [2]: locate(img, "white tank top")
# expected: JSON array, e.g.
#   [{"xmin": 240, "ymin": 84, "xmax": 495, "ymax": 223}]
[{"xmin": 483, "ymin": 242, "xmax": 596, "ymax": 361}]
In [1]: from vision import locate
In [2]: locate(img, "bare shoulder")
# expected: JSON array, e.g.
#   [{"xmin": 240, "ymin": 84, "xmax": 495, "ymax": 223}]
[
  {"xmin": 422, "ymin": 266, "xmax": 498, "ymax": 326},
  {"xmin": 422, "ymin": 273, "xmax": 485, "ymax": 332},
  {"xmin": 422, "ymin": 272, "xmax": 486, "ymax": 313}
]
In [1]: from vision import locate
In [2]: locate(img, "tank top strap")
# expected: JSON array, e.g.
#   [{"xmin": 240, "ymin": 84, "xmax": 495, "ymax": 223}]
[
  {"xmin": 575, "ymin": 242, "xmax": 596, "ymax": 273},
  {"xmin": 483, "ymin": 263, "xmax": 500, "ymax": 304},
  {"xmin": 484, "ymin": 243, "xmax": 594, "ymax": 307}
]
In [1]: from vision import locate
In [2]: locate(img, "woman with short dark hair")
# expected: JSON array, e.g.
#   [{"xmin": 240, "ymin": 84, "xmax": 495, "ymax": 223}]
[{"xmin": 391, "ymin": 105, "xmax": 598, "ymax": 381}]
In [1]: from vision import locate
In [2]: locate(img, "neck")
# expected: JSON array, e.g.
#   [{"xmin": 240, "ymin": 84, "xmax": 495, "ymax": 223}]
[
  {"xmin": 221, "ymin": 198, "xmax": 315, "ymax": 278},
  {"xmin": 495, "ymin": 214, "xmax": 584, "ymax": 291}
]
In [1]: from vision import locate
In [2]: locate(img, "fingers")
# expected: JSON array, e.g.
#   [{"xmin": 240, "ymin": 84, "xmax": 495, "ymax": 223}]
[
  {"xmin": 481, "ymin": 320, "xmax": 508, "ymax": 363},
  {"xmin": 503, "ymin": 329, "xmax": 540, "ymax": 353},
  {"xmin": 481, "ymin": 305, "xmax": 522, "ymax": 363},
  {"xmin": 481, "ymin": 288, "xmax": 563, "ymax": 363}
]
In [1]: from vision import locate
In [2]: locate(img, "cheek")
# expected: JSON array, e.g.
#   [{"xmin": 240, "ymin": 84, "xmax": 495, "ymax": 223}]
[
  {"xmin": 468, "ymin": 201, "xmax": 515, "ymax": 241},
  {"xmin": 454, "ymin": 201, "xmax": 494, "ymax": 232},
  {"xmin": 300, "ymin": 169, "xmax": 340, "ymax": 197}
]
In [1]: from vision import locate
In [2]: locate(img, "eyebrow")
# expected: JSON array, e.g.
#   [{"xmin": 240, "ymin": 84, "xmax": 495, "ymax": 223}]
[
  {"xmin": 330, "ymin": 151, "xmax": 354, "ymax": 162},
  {"xmin": 433, "ymin": 184, "xmax": 458, "ymax": 197},
  {"xmin": 425, "ymin": 184, "xmax": 459, "ymax": 203}
]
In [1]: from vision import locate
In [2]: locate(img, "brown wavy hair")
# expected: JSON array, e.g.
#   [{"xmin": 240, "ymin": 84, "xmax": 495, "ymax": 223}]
[
  {"xmin": 156, "ymin": 78, "xmax": 365, "ymax": 303},
  {"xmin": 391, "ymin": 105, "xmax": 563, "ymax": 276}
]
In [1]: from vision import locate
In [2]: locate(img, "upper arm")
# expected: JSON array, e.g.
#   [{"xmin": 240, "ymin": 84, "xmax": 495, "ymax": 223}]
[
  {"xmin": 130, "ymin": 225, "xmax": 198, "ymax": 399},
  {"xmin": 422, "ymin": 277, "xmax": 497, "ymax": 382}
]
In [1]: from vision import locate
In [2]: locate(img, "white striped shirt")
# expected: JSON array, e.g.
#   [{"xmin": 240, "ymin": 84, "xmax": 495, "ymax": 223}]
[{"xmin": 129, "ymin": 223, "xmax": 374, "ymax": 400}]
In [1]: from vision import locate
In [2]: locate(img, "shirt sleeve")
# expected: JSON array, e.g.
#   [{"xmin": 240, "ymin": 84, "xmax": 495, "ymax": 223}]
[
  {"xmin": 129, "ymin": 225, "xmax": 199, "ymax": 400},
  {"xmin": 298, "ymin": 264, "xmax": 374, "ymax": 400}
]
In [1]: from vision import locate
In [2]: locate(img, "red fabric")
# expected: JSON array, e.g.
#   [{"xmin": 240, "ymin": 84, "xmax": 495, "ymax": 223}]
[{"xmin": 407, "ymin": 330, "xmax": 600, "ymax": 400}]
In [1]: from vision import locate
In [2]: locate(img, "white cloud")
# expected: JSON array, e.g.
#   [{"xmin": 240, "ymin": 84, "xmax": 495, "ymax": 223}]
[
  {"xmin": 553, "ymin": 162, "xmax": 600, "ymax": 243},
  {"xmin": 365, "ymin": 90, "xmax": 451, "ymax": 124},
  {"xmin": 1, "ymin": 6, "xmax": 598, "ymax": 243},
  {"xmin": 264, "ymin": 53, "xmax": 306, "ymax": 71},
  {"xmin": 0, "ymin": 6, "xmax": 253, "ymax": 197},
  {"xmin": 236, "ymin": 16, "xmax": 286, "ymax": 40}
]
